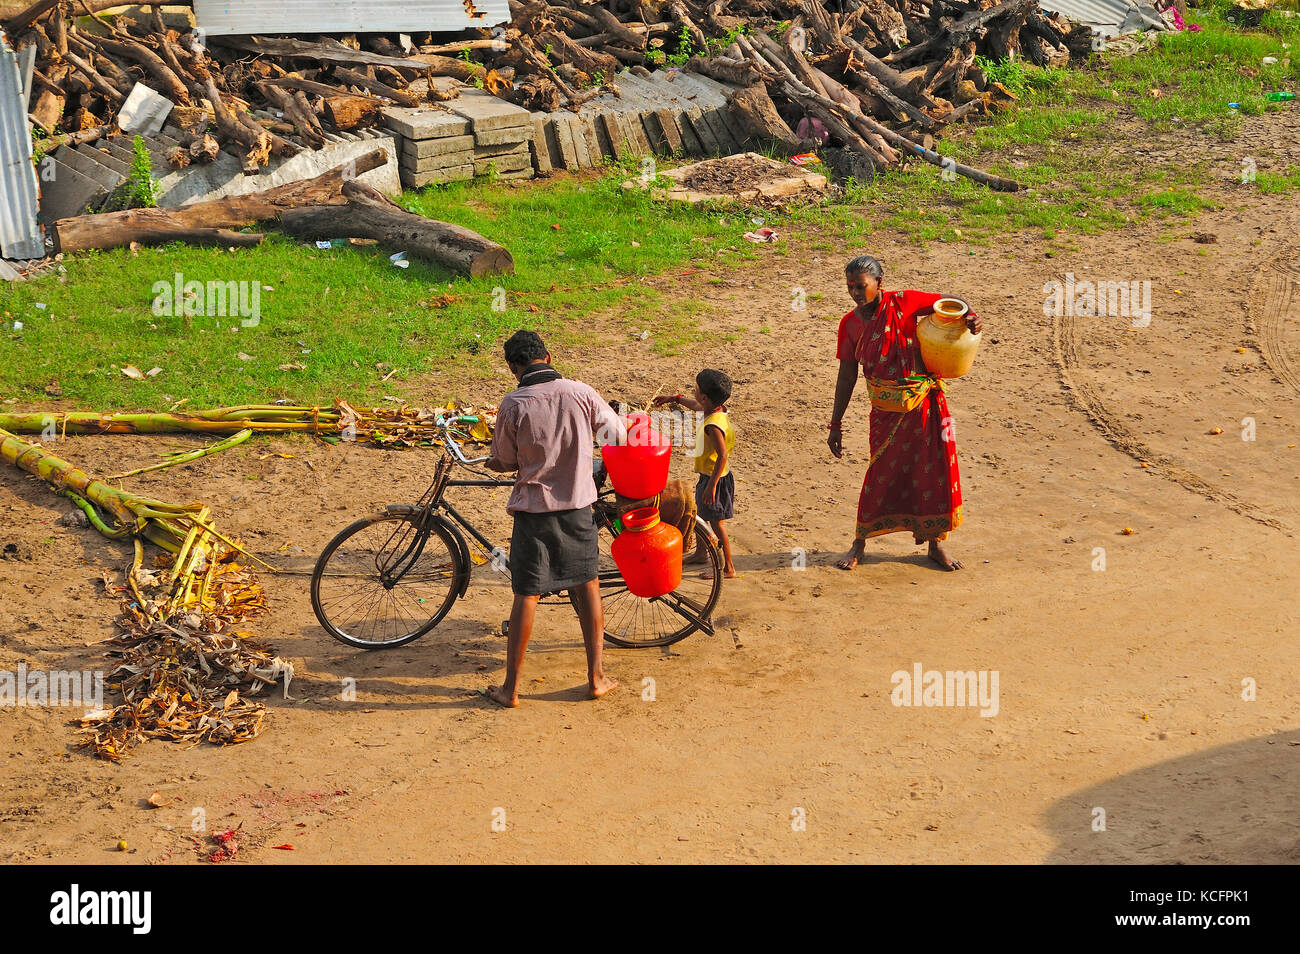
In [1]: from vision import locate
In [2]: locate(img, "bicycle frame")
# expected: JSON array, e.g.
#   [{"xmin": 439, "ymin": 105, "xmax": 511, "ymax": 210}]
[{"xmin": 407, "ymin": 418, "xmax": 719, "ymax": 624}]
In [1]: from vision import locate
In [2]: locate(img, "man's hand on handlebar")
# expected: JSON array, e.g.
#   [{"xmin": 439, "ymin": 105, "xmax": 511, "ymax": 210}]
[{"xmin": 484, "ymin": 457, "xmax": 516, "ymax": 474}]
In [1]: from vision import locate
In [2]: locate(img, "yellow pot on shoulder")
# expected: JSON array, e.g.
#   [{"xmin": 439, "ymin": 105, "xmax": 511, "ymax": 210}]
[{"xmin": 918, "ymin": 298, "xmax": 981, "ymax": 378}]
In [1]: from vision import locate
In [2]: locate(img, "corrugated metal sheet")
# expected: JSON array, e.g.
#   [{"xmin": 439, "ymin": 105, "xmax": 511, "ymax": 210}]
[
  {"xmin": 0, "ymin": 32, "xmax": 43, "ymax": 261},
  {"xmin": 1038, "ymin": 0, "xmax": 1169, "ymax": 37},
  {"xmin": 193, "ymin": 1, "xmax": 512, "ymax": 37}
]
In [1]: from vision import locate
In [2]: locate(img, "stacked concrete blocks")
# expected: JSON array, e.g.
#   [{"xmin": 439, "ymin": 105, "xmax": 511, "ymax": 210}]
[{"xmin": 384, "ymin": 89, "xmax": 535, "ymax": 188}]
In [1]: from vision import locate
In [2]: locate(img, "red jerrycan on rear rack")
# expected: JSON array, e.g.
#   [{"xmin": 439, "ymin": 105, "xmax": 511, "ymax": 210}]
[{"xmin": 599, "ymin": 411, "xmax": 672, "ymax": 500}]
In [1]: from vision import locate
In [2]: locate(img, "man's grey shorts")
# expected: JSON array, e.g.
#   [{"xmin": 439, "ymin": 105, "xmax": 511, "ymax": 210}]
[{"xmin": 509, "ymin": 506, "xmax": 599, "ymax": 596}]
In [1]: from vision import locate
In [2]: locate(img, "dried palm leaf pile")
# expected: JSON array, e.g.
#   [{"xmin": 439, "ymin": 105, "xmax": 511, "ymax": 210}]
[
  {"xmin": 82, "ymin": 559, "xmax": 288, "ymax": 762},
  {"xmin": 0, "ymin": 400, "xmax": 493, "ymax": 759}
]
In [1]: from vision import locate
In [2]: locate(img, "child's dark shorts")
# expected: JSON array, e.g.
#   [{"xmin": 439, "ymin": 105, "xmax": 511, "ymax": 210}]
[
  {"xmin": 695, "ymin": 472, "xmax": 735, "ymax": 522},
  {"xmin": 509, "ymin": 506, "xmax": 599, "ymax": 596}
]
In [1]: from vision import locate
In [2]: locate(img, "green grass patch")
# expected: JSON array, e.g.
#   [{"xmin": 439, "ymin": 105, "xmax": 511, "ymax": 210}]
[
  {"xmin": 0, "ymin": 170, "xmax": 754, "ymax": 409},
  {"xmin": 1254, "ymin": 163, "xmax": 1300, "ymax": 192}
]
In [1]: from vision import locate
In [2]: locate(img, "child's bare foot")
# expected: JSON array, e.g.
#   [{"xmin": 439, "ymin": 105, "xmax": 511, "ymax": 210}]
[
  {"xmin": 835, "ymin": 540, "xmax": 865, "ymax": 570},
  {"xmin": 927, "ymin": 540, "xmax": 963, "ymax": 571},
  {"xmin": 486, "ymin": 684, "xmax": 518, "ymax": 708},
  {"xmin": 590, "ymin": 676, "xmax": 619, "ymax": 699}
]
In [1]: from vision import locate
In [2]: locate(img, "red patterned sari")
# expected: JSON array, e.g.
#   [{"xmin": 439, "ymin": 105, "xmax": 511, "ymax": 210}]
[{"xmin": 836, "ymin": 290, "xmax": 963, "ymax": 542}]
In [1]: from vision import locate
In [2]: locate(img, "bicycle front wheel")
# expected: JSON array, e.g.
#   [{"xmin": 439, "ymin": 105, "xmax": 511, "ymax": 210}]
[
  {"xmin": 311, "ymin": 513, "xmax": 467, "ymax": 649},
  {"xmin": 575, "ymin": 516, "xmax": 723, "ymax": 648}
]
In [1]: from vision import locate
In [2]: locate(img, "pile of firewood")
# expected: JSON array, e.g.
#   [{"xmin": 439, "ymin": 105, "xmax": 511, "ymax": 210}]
[
  {"xmin": 6, "ymin": 0, "xmax": 1094, "ymax": 188},
  {"xmin": 7, "ymin": 0, "xmax": 498, "ymax": 172}
]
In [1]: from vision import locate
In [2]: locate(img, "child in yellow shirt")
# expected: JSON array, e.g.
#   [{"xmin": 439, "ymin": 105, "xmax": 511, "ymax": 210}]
[{"xmin": 654, "ymin": 369, "xmax": 737, "ymax": 578}]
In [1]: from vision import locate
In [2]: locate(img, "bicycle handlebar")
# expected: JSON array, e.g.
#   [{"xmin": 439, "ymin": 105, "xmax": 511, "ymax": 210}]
[{"xmin": 436, "ymin": 418, "xmax": 490, "ymax": 466}]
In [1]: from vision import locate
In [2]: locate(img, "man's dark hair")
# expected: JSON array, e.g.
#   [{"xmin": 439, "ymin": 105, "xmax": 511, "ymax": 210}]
[
  {"xmin": 697, "ymin": 368, "xmax": 732, "ymax": 407},
  {"xmin": 845, "ymin": 254, "xmax": 883, "ymax": 279},
  {"xmin": 504, "ymin": 330, "xmax": 547, "ymax": 367}
]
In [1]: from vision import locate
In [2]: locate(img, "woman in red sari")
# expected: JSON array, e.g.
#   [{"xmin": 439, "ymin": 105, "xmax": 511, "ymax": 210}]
[{"xmin": 827, "ymin": 255, "xmax": 982, "ymax": 571}]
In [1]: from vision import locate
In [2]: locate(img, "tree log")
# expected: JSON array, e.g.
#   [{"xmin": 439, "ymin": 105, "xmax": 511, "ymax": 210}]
[
  {"xmin": 55, "ymin": 218, "xmax": 265, "ymax": 252},
  {"xmin": 31, "ymin": 62, "xmax": 66, "ymax": 131},
  {"xmin": 218, "ymin": 35, "xmax": 434, "ymax": 72},
  {"xmin": 63, "ymin": 51, "xmax": 126, "ymax": 106},
  {"xmin": 323, "ymin": 95, "xmax": 381, "ymax": 131},
  {"xmin": 685, "ymin": 54, "xmax": 770, "ymax": 88},
  {"xmin": 408, "ymin": 52, "xmax": 486, "ymax": 82},
  {"xmin": 54, "ymin": 149, "xmax": 389, "ymax": 253},
  {"xmin": 92, "ymin": 32, "xmax": 192, "ymax": 106},
  {"xmin": 257, "ymin": 82, "xmax": 326, "ymax": 147},
  {"xmin": 322, "ymin": 66, "xmax": 420, "ymax": 107},
  {"xmin": 279, "ymin": 180, "xmax": 513, "ymax": 278},
  {"xmin": 726, "ymin": 83, "xmax": 804, "ymax": 156}
]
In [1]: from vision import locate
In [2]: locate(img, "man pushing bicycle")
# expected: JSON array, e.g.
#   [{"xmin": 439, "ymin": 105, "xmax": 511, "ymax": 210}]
[{"xmin": 484, "ymin": 330, "xmax": 626, "ymax": 708}]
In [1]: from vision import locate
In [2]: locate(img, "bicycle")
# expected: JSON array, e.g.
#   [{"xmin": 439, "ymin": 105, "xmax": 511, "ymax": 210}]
[{"xmin": 310, "ymin": 417, "xmax": 723, "ymax": 651}]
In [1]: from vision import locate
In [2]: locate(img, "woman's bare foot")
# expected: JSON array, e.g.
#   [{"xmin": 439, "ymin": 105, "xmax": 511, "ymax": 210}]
[
  {"xmin": 486, "ymin": 684, "xmax": 518, "ymax": 708},
  {"xmin": 836, "ymin": 539, "xmax": 865, "ymax": 570},
  {"xmin": 590, "ymin": 676, "xmax": 619, "ymax": 699},
  {"xmin": 927, "ymin": 539, "xmax": 963, "ymax": 571}
]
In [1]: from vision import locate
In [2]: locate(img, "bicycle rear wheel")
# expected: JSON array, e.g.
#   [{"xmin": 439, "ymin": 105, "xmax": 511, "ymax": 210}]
[
  {"xmin": 311, "ymin": 513, "xmax": 466, "ymax": 649},
  {"xmin": 574, "ymin": 516, "xmax": 723, "ymax": 648}
]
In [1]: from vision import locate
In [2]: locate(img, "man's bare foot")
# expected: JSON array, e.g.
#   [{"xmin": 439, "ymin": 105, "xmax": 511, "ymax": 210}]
[
  {"xmin": 486, "ymin": 684, "xmax": 518, "ymax": 708},
  {"xmin": 590, "ymin": 676, "xmax": 619, "ymax": 699},
  {"xmin": 927, "ymin": 539, "xmax": 963, "ymax": 571},
  {"xmin": 836, "ymin": 540, "xmax": 865, "ymax": 570},
  {"xmin": 698, "ymin": 568, "xmax": 740, "ymax": 579}
]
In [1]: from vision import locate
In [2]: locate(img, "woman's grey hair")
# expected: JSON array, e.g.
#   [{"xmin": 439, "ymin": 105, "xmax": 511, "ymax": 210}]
[{"xmin": 845, "ymin": 255, "xmax": 883, "ymax": 279}]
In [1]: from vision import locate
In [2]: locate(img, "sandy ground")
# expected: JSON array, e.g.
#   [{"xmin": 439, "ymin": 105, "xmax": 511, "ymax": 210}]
[{"xmin": 2, "ymin": 111, "xmax": 1299, "ymax": 865}]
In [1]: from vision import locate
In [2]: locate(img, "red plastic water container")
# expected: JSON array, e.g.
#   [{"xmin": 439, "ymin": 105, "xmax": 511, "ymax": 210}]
[
  {"xmin": 600, "ymin": 412, "xmax": 672, "ymax": 500},
  {"xmin": 611, "ymin": 506, "xmax": 683, "ymax": 598}
]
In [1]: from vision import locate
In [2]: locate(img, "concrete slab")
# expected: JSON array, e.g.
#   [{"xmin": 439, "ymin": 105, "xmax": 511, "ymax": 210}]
[
  {"xmin": 473, "ymin": 151, "xmax": 532, "ymax": 175},
  {"xmin": 474, "ymin": 123, "xmax": 532, "ymax": 147},
  {"xmin": 595, "ymin": 111, "xmax": 624, "ymax": 160},
  {"xmin": 37, "ymin": 159, "xmax": 107, "ymax": 222},
  {"xmin": 52, "ymin": 146, "xmax": 125, "ymax": 190},
  {"xmin": 381, "ymin": 106, "xmax": 470, "ymax": 139},
  {"xmin": 101, "ymin": 140, "xmax": 135, "ymax": 165},
  {"xmin": 472, "ymin": 141, "xmax": 530, "ymax": 160},
  {"xmin": 447, "ymin": 88, "xmax": 532, "ymax": 132},
  {"xmin": 575, "ymin": 112, "xmax": 602, "ymax": 166},
  {"xmin": 404, "ymin": 148, "xmax": 475, "ymax": 172},
  {"xmin": 714, "ymin": 101, "xmax": 752, "ymax": 152},
  {"xmin": 528, "ymin": 136, "xmax": 552, "ymax": 175},
  {"xmin": 700, "ymin": 107, "xmax": 740, "ymax": 154},
  {"xmin": 492, "ymin": 166, "xmax": 534, "ymax": 181},
  {"xmin": 567, "ymin": 113, "xmax": 593, "ymax": 169},
  {"xmin": 401, "ymin": 162, "xmax": 474, "ymax": 188},
  {"xmin": 683, "ymin": 106, "xmax": 721, "ymax": 156},
  {"xmin": 402, "ymin": 134, "xmax": 475, "ymax": 159},
  {"xmin": 548, "ymin": 114, "xmax": 578, "ymax": 169},
  {"xmin": 75, "ymin": 143, "xmax": 130, "ymax": 176},
  {"xmin": 666, "ymin": 71, "xmax": 729, "ymax": 109},
  {"xmin": 646, "ymin": 108, "xmax": 684, "ymax": 155},
  {"xmin": 605, "ymin": 111, "xmax": 645, "ymax": 158},
  {"xmin": 530, "ymin": 112, "xmax": 556, "ymax": 173},
  {"xmin": 157, "ymin": 134, "xmax": 401, "ymax": 206}
]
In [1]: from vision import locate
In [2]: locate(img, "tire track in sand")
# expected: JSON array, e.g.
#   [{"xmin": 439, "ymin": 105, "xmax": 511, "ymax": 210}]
[
  {"xmin": 1249, "ymin": 252, "xmax": 1300, "ymax": 397},
  {"xmin": 1050, "ymin": 274, "xmax": 1290, "ymax": 536}
]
